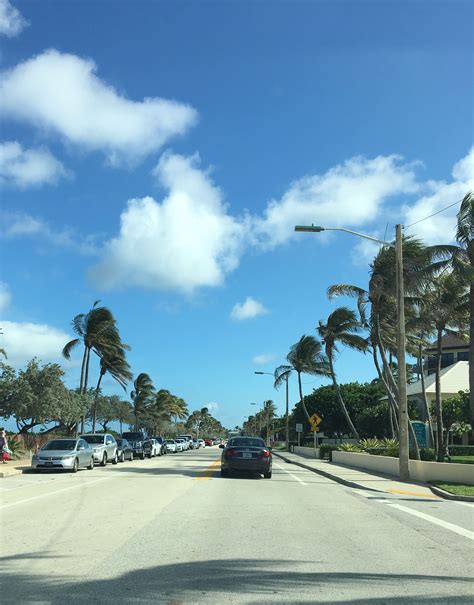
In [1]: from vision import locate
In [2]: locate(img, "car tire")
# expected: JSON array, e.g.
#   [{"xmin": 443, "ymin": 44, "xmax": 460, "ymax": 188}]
[
  {"xmin": 120, "ymin": 453, "xmax": 125, "ymax": 463},
  {"xmin": 101, "ymin": 453, "xmax": 107, "ymax": 467},
  {"xmin": 88, "ymin": 457, "xmax": 94, "ymax": 470},
  {"xmin": 130, "ymin": 452, "xmax": 134, "ymax": 461},
  {"xmin": 221, "ymin": 468, "xmax": 228, "ymax": 477},
  {"xmin": 140, "ymin": 452, "xmax": 145, "ymax": 460},
  {"xmin": 264, "ymin": 471, "xmax": 272, "ymax": 479},
  {"xmin": 72, "ymin": 458, "xmax": 79, "ymax": 473},
  {"xmin": 112, "ymin": 452, "xmax": 118, "ymax": 465}
]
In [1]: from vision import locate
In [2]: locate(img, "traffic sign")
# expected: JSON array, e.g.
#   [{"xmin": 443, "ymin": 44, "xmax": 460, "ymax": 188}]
[
  {"xmin": 309, "ymin": 413, "xmax": 322, "ymax": 429},
  {"xmin": 295, "ymin": 423, "xmax": 303, "ymax": 433}
]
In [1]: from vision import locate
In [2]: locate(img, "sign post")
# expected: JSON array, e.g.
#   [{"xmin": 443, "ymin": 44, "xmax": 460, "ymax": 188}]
[{"xmin": 296, "ymin": 423, "xmax": 303, "ymax": 448}]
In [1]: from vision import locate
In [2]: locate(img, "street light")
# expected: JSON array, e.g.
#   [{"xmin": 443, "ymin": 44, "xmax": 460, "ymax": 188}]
[
  {"xmin": 295, "ymin": 223, "xmax": 409, "ymax": 481},
  {"xmin": 255, "ymin": 371, "xmax": 290, "ymax": 452}
]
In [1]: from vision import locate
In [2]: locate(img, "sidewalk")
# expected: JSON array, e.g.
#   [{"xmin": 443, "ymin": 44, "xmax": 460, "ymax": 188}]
[
  {"xmin": 274, "ymin": 451, "xmax": 440, "ymax": 499},
  {"xmin": 0, "ymin": 457, "xmax": 31, "ymax": 478}
]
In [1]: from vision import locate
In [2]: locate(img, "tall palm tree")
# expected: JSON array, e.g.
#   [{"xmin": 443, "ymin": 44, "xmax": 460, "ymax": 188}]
[
  {"xmin": 286, "ymin": 335, "xmax": 330, "ymax": 423},
  {"xmin": 62, "ymin": 301, "xmax": 121, "ymax": 432},
  {"xmin": 454, "ymin": 192, "xmax": 473, "ymax": 423},
  {"xmin": 317, "ymin": 307, "xmax": 368, "ymax": 439},
  {"xmin": 130, "ymin": 373, "xmax": 155, "ymax": 429},
  {"xmin": 274, "ymin": 364, "xmax": 292, "ymax": 451},
  {"xmin": 263, "ymin": 400, "xmax": 277, "ymax": 445}
]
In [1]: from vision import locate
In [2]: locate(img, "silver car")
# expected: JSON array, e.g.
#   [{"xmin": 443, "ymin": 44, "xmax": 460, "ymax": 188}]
[
  {"xmin": 166, "ymin": 439, "xmax": 177, "ymax": 453},
  {"xmin": 174, "ymin": 439, "xmax": 185, "ymax": 452},
  {"xmin": 31, "ymin": 438, "xmax": 94, "ymax": 472},
  {"xmin": 80, "ymin": 433, "xmax": 118, "ymax": 466}
]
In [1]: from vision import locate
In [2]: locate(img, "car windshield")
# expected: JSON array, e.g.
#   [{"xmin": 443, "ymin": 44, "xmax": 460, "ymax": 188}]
[
  {"xmin": 81, "ymin": 435, "xmax": 105, "ymax": 444},
  {"xmin": 228, "ymin": 438, "xmax": 265, "ymax": 448},
  {"xmin": 42, "ymin": 440, "xmax": 77, "ymax": 451}
]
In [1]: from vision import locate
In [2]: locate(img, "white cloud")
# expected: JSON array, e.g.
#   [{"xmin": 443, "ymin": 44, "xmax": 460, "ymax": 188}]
[
  {"xmin": 402, "ymin": 148, "xmax": 474, "ymax": 244},
  {"xmin": 0, "ymin": 50, "xmax": 197, "ymax": 164},
  {"xmin": 253, "ymin": 352, "xmax": 276, "ymax": 365},
  {"xmin": 351, "ymin": 233, "xmax": 384, "ymax": 267},
  {"xmin": 0, "ymin": 141, "xmax": 68, "ymax": 188},
  {"xmin": 1, "ymin": 211, "xmax": 98, "ymax": 255},
  {"xmin": 0, "ymin": 0, "xmax": 28, "ymax": 37},
  {"xmin": 254, "ymin": 155, "xmax": 420, "ymax": 249},
  {"xmin": 0, "ymin": 320, "xmax": 72, "ymax": 366},
  {"xmin": 231, "ymin": 297, "xmax": 268, "ymax": 321},
  {"xmin": 90, "ymin": 153, "xmax": 247, "ymax": 292},
  {"xmin": 0, "ymin": 282, "xmax": 11, "ymax": 313},
  {"xmin": 205, "ymin": 402, "xmax": 219, "ymax": 415}
]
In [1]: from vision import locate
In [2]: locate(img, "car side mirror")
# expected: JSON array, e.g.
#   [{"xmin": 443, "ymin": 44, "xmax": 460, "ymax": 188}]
[{"xmin": 219, "ymin": 444, "xmax": 225, "ymax": 449}]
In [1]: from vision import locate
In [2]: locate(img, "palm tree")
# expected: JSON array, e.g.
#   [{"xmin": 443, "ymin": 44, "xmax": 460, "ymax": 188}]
[
  {"xmin": 274, "ymin": 364, "xmax": 292, "ymax": 451},
  {"xmin": 317, "ymin": 307, "xmax": 368, "ymax": 439},
  {"xmin": 130, "ymin": 373, "xmax": 155, "ymax": 429},
  {"xmin": 263, "ymin": 400, "xmax": 277, "ymax": 445},
  {"xmin": 62, "ymin": 301, "xmax": 122, "ymax": 433},
  {"xmin": 286, "ymin": 335, "xmax": 330, "ymax": 423},
  {"xmin": 454, "ymin": 192, "xmax": 473, "ymax": 423}
]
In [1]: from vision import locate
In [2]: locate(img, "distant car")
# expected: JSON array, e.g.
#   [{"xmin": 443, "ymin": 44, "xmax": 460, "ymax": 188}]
[
  {"xmin": 116, "ymin": 438, "xmax": 134, "ymax": 462},
  {"xmin": 31, "ymin": 438, "xmax": 94, "ymax": 472},
  {"xmin": 204, "ymin": 438, "xmax": 213, "ymax": 447},
  {"xmin": 198, "ymin": 439, "xmax": 205, "ymax": 448},
  {"xmin": 121, "ymin": 431, "xmax": 147, "ymax": 460},
  {"xmin": 145, "ymin": 438, "xmax": 161, "ymax": 458},
  {"xmin": 166, "ymin": 439, "xmax": 177, "ymax": 453},
  {"xmin": 192, "ymin": 439, "xmax": 200, "ymax": 449},
  {"xmin": 178, "ymin": 435, "xmax": 194, "ymax": 449},
  {"xmin": 174, "ymin": 439, "xmax": 185, "ymax": 452},
  {"xmin": 153, "ymin": 437, "xmax": 167, "ymax": 455},
  {"xmin": 220, "ymin": 436, "xmax": 272, "ymax": 479},
  {"xmin": 80, "ymin": 433, "xmax": 118, "ymax": 466}
]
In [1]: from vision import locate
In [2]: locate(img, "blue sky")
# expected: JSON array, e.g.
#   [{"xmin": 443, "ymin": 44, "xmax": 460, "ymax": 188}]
[{"xmin": 0, "ymin": 0, "xmax": 472, "ymax": 430}]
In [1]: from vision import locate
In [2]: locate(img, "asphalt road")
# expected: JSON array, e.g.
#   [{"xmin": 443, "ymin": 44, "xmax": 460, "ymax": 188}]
[{"xmin": 0, "ymin": 447, "xmax": 473, "ymax": 604}]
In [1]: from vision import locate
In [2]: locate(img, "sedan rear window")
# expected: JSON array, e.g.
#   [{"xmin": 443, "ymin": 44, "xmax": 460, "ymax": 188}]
[
  {"xmin": 82, "ymin": 435, "xmax": 105, "ymax": 444},
  {"xmin": 228, "ymin": 438, "xmax": 265, "ymax": 448}
]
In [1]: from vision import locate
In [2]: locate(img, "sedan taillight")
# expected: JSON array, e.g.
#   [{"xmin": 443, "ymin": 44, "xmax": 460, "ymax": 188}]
[
  {"xmin": 260, "ymin": 449, "xmax": 271, "ymax": 458},
  {"xmin": 224, "ymin": 448, "xmax": 235, "ymax": 458}
]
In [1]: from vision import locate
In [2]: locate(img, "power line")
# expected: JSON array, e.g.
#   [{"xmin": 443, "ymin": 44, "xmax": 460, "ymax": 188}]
[{"xmin": 405, "ymin": 199, "xmax": 462, "ymax": 230}]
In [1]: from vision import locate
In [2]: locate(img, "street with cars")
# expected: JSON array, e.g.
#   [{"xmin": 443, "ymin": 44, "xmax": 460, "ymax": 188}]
[{"xmin": 1, "ymin": 444, "xmax": 473, "ymax": 604}]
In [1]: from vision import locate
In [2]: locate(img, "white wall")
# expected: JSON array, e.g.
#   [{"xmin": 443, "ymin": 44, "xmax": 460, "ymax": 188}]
[
  {"xmin": 293, "ymin": 446, "xmax": 320, "ymax": 459},
  {"xmin": 332, "ymin": 451, "xmax": 474, "ymax": 485}
]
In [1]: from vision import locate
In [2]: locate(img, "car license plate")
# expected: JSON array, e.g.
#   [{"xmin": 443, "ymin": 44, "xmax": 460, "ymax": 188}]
[
  {"xmin": 45, "ymin": 461, "xmax": 53, "ymax": 465},
  {"xmin": 242, "ymin": 452, "xmax": 252, "ymax": 458}
]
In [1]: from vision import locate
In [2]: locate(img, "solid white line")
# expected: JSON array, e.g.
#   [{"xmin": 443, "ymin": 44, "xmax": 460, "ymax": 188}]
[
  {"xmin": 0, "ymin": 476, "xmax": 112, "ymax": 510},
  {"xmin": 275, "ymin": 463, "xmax": 308, "ymax": 486},
  {"xmin": 386, "ymin": 502, "xmax": 474, "ymax": 540},
  {"xmin": 454, "ymin": 501, "xmax": 474, "ymax": 508}
]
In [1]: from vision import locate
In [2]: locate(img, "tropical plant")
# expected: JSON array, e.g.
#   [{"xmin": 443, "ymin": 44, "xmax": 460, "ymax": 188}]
[
  {"xmin": 130, "ymin": 373, "xmax": 155, "ymax": 429},
  {"xmin": 317, "ymin": 307, "xmax": 368, "ymax": 439},
  {"xmin": 286, "ymin": 335, "xmax": 330, "ymax": 423},
  {"xmin": 274, "ymin": 364, "xmax": 292, "ymax": 451}
]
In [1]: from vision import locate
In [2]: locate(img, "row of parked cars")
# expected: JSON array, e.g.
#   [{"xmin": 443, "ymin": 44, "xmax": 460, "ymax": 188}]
[{"xmin": 30, "ymin": 432, "xmax": 220, "ymax": 472}]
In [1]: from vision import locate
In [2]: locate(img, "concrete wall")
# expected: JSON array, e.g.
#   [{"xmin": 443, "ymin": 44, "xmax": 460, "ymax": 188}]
[
  {"xmin": 293, "ymin": 446, "xmax": 320, "ymax": 459},
  {"xmin": 332, "ymin": 451, "xmax": 474, "ymax": 485}
]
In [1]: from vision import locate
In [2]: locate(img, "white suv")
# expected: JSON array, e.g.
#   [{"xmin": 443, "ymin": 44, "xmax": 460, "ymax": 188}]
[{"xmin": 80, "ymin": 433, "xmax": 118, "ymax": 466}]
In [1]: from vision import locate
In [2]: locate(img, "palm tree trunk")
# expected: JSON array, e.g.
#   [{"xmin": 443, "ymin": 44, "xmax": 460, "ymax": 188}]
[
  {"xmin": 389, "ymin": 406, "xmax": 395, "ymax": 439},
  {"xmin": 80, "ymin": 346, "xmax": 92, "ymax": 433},
  {"xmin": 285, "ymin": 374, "xmax": 289, "ymax": 452},
  {"xmin": 297, "ymin": 372, "xmax": 311, "ymax": 421},
  {"xmin": 418, "ymin": 343, "xmax": 435, "ymax": 449},
  {"xmin": 435, "ymin": 327, "xmax": 444, "ymax": 462},
  {"xmin": 371, "ymin": 340, "xmax": 399, "ymax": 436},
  {"xmin": 79, "ymin": 345, "xmax": 87, "ymax": 393},
  {"xmin": 470, "ymin": 281, "xmax": 474, "ymax": 427},
  {"xmin": 92, "ymin": 370, "xmax": 105, "ymax": 433},
  {"xmin": 328, "ymin": 356, "xmax": 360, "ymax": 440}
]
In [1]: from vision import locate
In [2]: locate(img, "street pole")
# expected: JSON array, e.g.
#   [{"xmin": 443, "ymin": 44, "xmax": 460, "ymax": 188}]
[
  {"xmin": 396, "ymin": 224, "xmax": 409, "ymax": 481},
  {"xmin": 285, "ymin": 374, "xmax": 289, "ymax": 452}
]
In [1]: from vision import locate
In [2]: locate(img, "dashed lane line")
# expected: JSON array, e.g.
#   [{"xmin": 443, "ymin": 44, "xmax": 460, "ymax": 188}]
[{"xmin": 275, "ymin": 463, "xmax": 308, "ymax": 486}]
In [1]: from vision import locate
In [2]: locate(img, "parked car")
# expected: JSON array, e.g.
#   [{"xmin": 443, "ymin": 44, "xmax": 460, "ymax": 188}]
[
  {"xmin": 31, "ymin": 438, "xmax": 94, "ymax": 472},
  {"xmin": 177, "ymin": 435, "xmax": 194, "ymax": 449},
  {"xmin": 193, "ymin": 439, "xmax": 200, "ymax": 449},
  {"xmin": 198, "ymin": 439, "xmax": 205, "ymax": 448},
  {"xmin": 166, "ymin": 439, "xmax": 177, "ymax": 453},
  {"xmin": 174, "ymin": 439, "xmax": 185, "ymax": 452},
  {"xmin": 122, "ymin": 431, "xmax": 147, "ymax": 460},
  {"xmin": 80, "ymin": 433, "xmax": 118, "ymax": 466},
  {"xmin": 220, "ymin": 436, "xmax": 272, "ymax": 479},
  {"xmin": 145, "ymin": 438, "xmax": 161, "ymax": 457},
  {"xmin": 153, "ymin": 437, "xmax": 167, "ymax": 455},
  {"xmin": 116, "ymin": 438, "xmax": 134, "ymax": 462},
  {"xmin": 204, "ymin": 438, "xmax": 213, "ymax": 447}
]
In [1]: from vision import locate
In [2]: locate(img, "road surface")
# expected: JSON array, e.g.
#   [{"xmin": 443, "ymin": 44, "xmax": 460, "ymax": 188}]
[{"xmin": 1, "ymin": 446, "xmax": 472, "ymax": 604}]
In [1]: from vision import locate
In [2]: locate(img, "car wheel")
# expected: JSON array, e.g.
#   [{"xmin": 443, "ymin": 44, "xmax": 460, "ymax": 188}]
[
  {"xmin": 264, "ymin": 471, "xmax": 272, "ymax": 479},
  {"xmin": 120, "ymin": 452, "xmax": 125, "ymax": 463},
  {"xmin": 140, "ymin": 452, "xmax": 145, "ymax": 460},
  {"xmin": 221, "ymin": 468, "xmax": 228, "ymax": 477},
  {"xmin": 72, "ymin": 458, "xmax": 79, "ymax": 473},
  {"xmin": 130, "ymin": 452, "xmax": 134, "ymax": 461},
  {"xmin": 112, "ymin": 452, "xmax": 118, "ymax": 465},
  {"xmin": 88, "ymin": 457, "xmax": 94, "ymax": 470},
  {"xmin": 101, "ymin": 453, "xmax": 107, "ymax": 467}
]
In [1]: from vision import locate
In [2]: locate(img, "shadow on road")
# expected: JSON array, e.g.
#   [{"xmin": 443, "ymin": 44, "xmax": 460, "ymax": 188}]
[{"xmin": 1, "ymin": 558, "xmax": 472, "ymax": 604}]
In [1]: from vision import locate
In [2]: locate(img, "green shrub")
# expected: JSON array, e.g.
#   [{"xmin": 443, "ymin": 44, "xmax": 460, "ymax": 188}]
[
  {"xmin": 419, "ymin": 448, "xmax": 436, "ymax": 461},
  {"xmin": 338, "ymin": 442, "xmax": 363, "ymax": 452},
  {"xmin": 359, "ymin": 438, "xmax": 382, "ymax": 450},
  {"xmin": 448, "ymin": 446, "xmax": 474, "ymax": 456}
]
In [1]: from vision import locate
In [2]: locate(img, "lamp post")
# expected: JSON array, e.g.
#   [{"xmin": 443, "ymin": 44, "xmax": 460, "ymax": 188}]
[
  {"xmin": 255, "ymin": 370, "xmax": 290, "ymax": 451},
  {"xmin": 294, "ymin": 223, "xmax": 409, "ymax": 481}
]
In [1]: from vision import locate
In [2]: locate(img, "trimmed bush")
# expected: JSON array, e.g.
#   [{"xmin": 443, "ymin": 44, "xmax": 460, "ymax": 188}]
[{"xmin": 448, "ymin": 446, "xmax": 474, "ymax": 456}]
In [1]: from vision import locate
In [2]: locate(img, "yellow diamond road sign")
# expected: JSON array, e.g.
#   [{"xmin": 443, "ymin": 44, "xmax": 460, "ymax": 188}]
[{"xmin": 309, "ymin": 413, "xmax": 322, "ymax": 428}]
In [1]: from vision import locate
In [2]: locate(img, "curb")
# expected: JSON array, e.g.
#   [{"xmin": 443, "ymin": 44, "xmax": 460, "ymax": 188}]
[
  {"xmin": 0, "ymin": 468, "xmax": 22, "ymax": 478},
  {"xmin": 274, "ymin": 452, "xmax": 381, "ymax": 493},
  {"xmin": 429, "ymin": 485, "xmax": 474, "ymax": 502}
]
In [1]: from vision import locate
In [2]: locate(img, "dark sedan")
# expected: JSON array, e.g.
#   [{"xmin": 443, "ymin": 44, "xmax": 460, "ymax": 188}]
[
  {"xmin": 220, "ymin": 436, "xmax": 272, "ymax": 478},
  {"xmin": 116, "ymin": 438, "xmax": 134, "ymax": 462}
]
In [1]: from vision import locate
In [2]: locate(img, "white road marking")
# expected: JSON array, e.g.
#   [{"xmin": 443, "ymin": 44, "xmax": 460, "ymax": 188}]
[
  {"xmin": 382, "ymin": 501, "xmax": 474, "ymax": 540},
  {"xmin": 275, "ymin": 463, "xmax": 307, "ymax": 486},
  {"xmin": 454, "ymin": 501, "xmax": 474, "ymax": 508},
  {"xmin": 0, "ymin": 476, "xmax": 113, "ymax": 510}
]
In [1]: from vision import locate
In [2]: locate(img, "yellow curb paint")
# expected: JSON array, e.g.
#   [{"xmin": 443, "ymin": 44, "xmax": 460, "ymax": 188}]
[
  {"xmin": 386, "ymin": 488, "xmax": 440, "ymax": 499},
  {"xmin": 194, "ymin": 459, "xmax": 221, "ymax": 481}
]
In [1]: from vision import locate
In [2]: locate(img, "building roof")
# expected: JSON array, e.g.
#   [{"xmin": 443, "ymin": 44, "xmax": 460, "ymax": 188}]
[
  {"xmin": 380, "ymin": 361, "xmax": 469, "ymax": 400},
  {"xmin": 407, "ymin": 361, "xmax": 469, "ymax": 397},
  {"xmin": 426, "ymin": 334, "xmax": 469, "ymax": 352}
]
